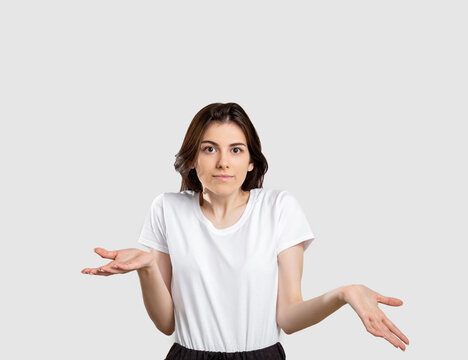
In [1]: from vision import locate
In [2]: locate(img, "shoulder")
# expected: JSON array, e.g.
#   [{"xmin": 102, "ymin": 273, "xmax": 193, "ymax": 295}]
[
  {"xmin": 254, "ymin": 187, "xmax": 295, "ymax": 205},
  {"xmin": 256, "ymin": 188, "xmax": 306, "ymax": 218},
  {"xmin": 150, "ymin": 190, "xmax": 196, "ymax": 208},
  {"xmin": 254, "ymin": 188, "xmax": 300, "ymax": 216}
]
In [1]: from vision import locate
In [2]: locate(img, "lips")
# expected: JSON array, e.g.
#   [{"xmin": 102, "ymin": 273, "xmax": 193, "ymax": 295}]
[{"xmin": 213, "ymin": 175, "xmax": 233, "ymax": 180}]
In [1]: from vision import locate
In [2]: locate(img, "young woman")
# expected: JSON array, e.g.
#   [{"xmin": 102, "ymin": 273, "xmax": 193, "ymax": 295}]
[{"xmin": 82, "ymin": 103, "xmax": 410, "ymax": 359}]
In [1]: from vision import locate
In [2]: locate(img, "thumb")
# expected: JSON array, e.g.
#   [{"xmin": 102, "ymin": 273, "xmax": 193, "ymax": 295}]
[
  {"xmin": 94, "ymin": 247, "xmax": 118, "ymax": 260},
  {"xmin": 377, "ymin": 295, "xmax": 404, "ymax": 306}
]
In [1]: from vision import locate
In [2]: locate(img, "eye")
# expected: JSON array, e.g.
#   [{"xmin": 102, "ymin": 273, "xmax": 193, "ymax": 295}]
[
  {"xmin": 203, "ymin": 146, "xmax": 215, "ymax": 153},
  {"xmin": 202, "ymin": 146, "xmax": 243, "ymax": 154}
]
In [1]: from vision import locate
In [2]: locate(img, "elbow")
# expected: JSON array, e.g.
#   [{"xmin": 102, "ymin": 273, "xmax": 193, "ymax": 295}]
[
  {"xmin": 157, "ymin": 324, "xmax": 175, "ymax": 336},
  {"xmin": 167, "ymin": 325, "xmax": 175, "ymax": 336},
  {"xmin": 163, "ymin": 329, "xmax": 175, "ymax": 336},
  {"xmin": 277, "ymin": 317, "xmax": 294, "ymax": 335},
  {"xmin": 280, "ymin": 324, "xmax": 295, "ymax": 335},
  {"xmin": 152, "ymin": 315, "xmax": 175, "ymax": 336},
  {"xmin": 162, "ymin": 321, "xmax": 175, "ymax": 336},
  {"xmin": 277, "ymin": 298, "xmax": 303, "ymax": 336},
  {"xmin": 153, "ymin": 320, "xmax": 175, "ymax": 336}
]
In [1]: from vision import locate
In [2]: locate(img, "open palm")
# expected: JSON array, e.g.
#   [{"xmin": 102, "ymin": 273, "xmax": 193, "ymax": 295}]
[
  {"xmin": 343, "ymin": 284, "xmax": 410, "ymax": 351},
  {"xmin": 81, "ymin": 247, "xmax": 154, "ymax": 276}
]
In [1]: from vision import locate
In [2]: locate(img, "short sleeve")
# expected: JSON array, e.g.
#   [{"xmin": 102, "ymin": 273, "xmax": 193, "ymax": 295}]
[
  {"xmin": 137, "ymin": 193, "xmax": 169, "ymax": 254},
  {"xmin": 275, "ymin": 190, "xmax": 315, "ymax": 255}
]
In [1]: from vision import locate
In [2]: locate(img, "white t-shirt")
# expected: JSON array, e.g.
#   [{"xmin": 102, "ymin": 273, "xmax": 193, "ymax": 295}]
[{"xmin": 137, "ymin": 187, "xmax": 315, "ymax": 352}]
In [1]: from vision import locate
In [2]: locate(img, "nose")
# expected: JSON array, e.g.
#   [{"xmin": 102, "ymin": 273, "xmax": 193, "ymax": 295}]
[{"xmin": 216, "ymin": 150, "xmax": 230, "ymax": 169}]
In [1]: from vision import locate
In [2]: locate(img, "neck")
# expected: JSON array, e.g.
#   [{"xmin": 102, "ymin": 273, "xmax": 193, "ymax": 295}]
[{"xmin": 199, "ymin": 188, "xmax": 250, "ymax": 217}]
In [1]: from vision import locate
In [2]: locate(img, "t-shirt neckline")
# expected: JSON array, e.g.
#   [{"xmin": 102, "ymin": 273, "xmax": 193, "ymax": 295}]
[{"xmin": 193, "ymin": 188, "xmax": 257, "ymax": 235}]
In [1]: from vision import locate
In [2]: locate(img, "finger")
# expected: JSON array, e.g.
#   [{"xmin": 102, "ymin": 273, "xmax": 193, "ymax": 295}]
[
  {"xmin": 377, "ymin": 295, "xmax": 403, "ymax": 306},
  {"xmin": 81, "ymin": 268, "xmax": 100, "ymax": 274},
  {"xmin": 94, "ymin": 248, "xmax": 118, "ymax": 260},
  {"xmin": 362, "ymin": 314, "xmax": 408, "ymax": 351},
  {"xmin": 375, "ymin": 321, "xmax": 407, "ymax": 351},
  {"xmin": 110, "ymin": 263, "xmax": 131, "ymax": 273},
  {"xmin": 83, "ymin": 267, "xmax": 113, "ymax": 276},
  {"xmin": 99, "ymin": 262, "xmax": 125, "ymax": 274},
  {"xmin": 382, "ymin": 317, "xmax": 410, "ymax": 345},
  {"xmin": 363, "ymin": 317, "xmax": 381, "ymax": 338},
  {"xmin": 364, "ymin": 317, "xmax": 400, "ymax": 349},
  {"xmin": 372, "ymin": 322, "xmax": 399, "ymax": 349}
]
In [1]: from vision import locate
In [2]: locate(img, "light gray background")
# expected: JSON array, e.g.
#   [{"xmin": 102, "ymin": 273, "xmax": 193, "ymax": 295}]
[{"xmin": 1, "ymin": 1, "xmax": 466, "ymax": 359}]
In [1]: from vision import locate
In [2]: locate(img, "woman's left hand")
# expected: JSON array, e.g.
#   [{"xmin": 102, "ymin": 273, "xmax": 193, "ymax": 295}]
[{"xmin": 342, "ymin": 284, "xmax": 410, "ymax": 351}]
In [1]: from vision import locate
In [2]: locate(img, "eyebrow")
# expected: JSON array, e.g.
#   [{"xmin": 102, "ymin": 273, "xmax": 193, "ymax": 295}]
[{"xmin": 200, "ymin": 140, "xmax": 246, "ymax": 147}]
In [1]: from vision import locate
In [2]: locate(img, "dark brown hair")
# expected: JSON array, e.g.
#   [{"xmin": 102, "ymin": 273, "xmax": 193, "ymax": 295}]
[{"xmin": 174, "ymin": 102, "xmax": 268, "ymax": 193}]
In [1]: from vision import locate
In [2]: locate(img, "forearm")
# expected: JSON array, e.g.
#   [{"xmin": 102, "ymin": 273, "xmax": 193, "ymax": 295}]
[
  {"xmin": 279, "ymin": 286, "xmax": 348, "ymax": 335},
  {"xmin": 137, "ymin": 263, "xmax": 174, "ymax": 336}
]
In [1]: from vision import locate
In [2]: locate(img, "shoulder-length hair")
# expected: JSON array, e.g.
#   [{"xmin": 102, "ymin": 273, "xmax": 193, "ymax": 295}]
[{"xmin": 174, "ymin": 102, "xmax": 268, "ymax": 193}]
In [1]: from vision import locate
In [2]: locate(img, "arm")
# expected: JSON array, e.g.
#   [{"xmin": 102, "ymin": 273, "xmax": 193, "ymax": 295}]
[
  {"xmin": 137, "ymin": 248, "xmax": 175, "ymax": 336},
  {"xmin": 276, "ymin": 244, "xmax": 409, "ymax": 351},
  {"xmin": 278, "ymin": 286, "xmax": 347, "ymax": 334},
  {"xmin": 82, "ymin": 247, "xmax": 175, "ymax": 336},
  {"xmin": 276, "ymin": 243, "xmax": 347, "ymax": 334}
]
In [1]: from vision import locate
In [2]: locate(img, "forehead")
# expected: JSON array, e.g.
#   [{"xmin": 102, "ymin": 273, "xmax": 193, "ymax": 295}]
[{"xmin": 201, "ymin": 122, "xmax": 246, "ymax": 142}]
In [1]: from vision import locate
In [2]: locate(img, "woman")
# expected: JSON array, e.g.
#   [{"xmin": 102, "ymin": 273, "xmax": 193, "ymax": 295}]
[{"xmin": 82, "ymin": 102, "xmax": 410, "ymax": 359}]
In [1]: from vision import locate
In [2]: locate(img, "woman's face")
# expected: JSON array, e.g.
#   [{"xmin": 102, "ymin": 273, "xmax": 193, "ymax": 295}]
[{"xmin": 192, "ymin": 121, "xmax": 254, "ymax": 196}]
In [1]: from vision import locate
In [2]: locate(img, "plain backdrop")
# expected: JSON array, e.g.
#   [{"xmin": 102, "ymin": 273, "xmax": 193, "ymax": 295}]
[{"xmin": 1, "ymin": 1, "xmax": 466, "ymax": 359}]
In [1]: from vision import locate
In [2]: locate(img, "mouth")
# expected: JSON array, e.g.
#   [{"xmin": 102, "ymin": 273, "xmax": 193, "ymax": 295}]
[{"xmin": 213, "ymin": 175, "xmax": 233, "ymax": 180}]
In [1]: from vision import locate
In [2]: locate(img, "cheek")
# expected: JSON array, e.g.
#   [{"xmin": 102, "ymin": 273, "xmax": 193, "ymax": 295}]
[{"xmin": 195, "ymin": 160, "xmax": 210, "ymax": 176}]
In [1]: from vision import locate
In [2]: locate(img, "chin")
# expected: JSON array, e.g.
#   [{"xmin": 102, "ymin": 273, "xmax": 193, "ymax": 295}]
[{"xmin": 209, "ymin": 185, "xmax": 238, "ymax": 193}]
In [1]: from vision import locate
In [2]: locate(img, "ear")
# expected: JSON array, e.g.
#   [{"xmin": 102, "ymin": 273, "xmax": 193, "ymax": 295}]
[
  {"xmin": 190, "ymin": 156, "xmax": 198, "ymax": 170},
  {"xmin": 248, "ymin": 162, "xmax": 254, "ymax": 172}
]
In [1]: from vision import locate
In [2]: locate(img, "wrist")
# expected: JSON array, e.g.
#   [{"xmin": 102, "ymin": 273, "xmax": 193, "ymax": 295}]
[
  {"xmin": 340, "ymin": 284, "xmax": 357, "ymax": 304},
  {"xmin": 137, "ymin": 262, "xmax": 158, "ymax": 276}
]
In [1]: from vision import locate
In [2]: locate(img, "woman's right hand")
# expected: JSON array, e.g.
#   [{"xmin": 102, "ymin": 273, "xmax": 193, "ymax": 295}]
[{"xmin": 81, "ymin": 247, "xmax": 155, "ymax": 276}]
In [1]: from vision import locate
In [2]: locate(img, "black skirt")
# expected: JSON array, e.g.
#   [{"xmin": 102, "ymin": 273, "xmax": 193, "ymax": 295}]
[{"xmin": 164, "ymin": 341, "xmax": 286, "ymax": 360}]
